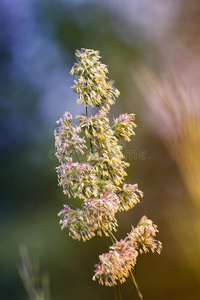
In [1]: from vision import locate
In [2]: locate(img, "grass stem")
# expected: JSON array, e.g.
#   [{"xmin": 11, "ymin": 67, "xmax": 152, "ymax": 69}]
[{"xmin": 130, "ymin": 271, "xmax": 143, "ymax": 300}]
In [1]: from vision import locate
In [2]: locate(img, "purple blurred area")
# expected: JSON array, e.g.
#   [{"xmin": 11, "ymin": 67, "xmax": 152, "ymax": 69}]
[{"xmin": 1, "ymin": 0, "xmax": 200, "ymax": 299}]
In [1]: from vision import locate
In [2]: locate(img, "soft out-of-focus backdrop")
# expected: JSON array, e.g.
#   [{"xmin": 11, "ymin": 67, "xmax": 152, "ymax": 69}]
[{"xmin": 1, "ymin": 0, "xmax": 200, "ymax": 299}]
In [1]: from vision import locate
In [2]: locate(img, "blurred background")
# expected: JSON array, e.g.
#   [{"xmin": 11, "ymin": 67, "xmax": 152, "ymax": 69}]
[{"xmin": 1, "ymin": 0, "xmax": 200, "ymax": 299}]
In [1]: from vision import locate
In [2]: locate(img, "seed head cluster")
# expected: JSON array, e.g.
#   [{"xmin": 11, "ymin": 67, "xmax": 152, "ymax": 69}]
[
  {"xmin": 93, "ymin": 216, "xmax": 162, "ymax": 286},
  {"xmin": 70, "ymin": 49, "xmax": 120, "ymax": 114},
  {"xmin": 113, "ymin": 113, "xmax": 137, "ymax": 141},
  {"xmin": 93, "ymin": 239, "xmax": 138, "ymax": 286},
  {"xmin": 55, "ymin": 48, "xmax": 161, "ymax": 287}
]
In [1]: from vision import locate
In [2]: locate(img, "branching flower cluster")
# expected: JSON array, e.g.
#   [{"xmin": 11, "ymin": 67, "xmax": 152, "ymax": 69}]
[
  {"xmin": 93, "ymin": 216, "xmax": 162, "ymax": 286},
  {"xmin": 54, "ymin": 48, "xmax": 161, "ymax": 290},
  {"xmin": 70, "ymin": 49, "xmax": 120, "ymax": 114}
]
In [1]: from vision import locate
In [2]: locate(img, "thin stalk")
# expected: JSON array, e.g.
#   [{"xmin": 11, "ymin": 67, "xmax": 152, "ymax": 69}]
[
  {"xmin": 85, "ymin": 105, "xmax": 93, "ymax": 152},
  {"xmin": 116, "ymin": 283, "xmax": 123, "ymax": 300},
  {"xmin": 130, "ymin": 270, "xmax": 143, "ymax": 300},
  {"xmin": 113, "ymin": 285, "xmax": 119, "ymax": 300},
  {"xmin": 90, "ymin": 138, "xmax": 93, "ymax": 153},
  {"xmin": 108, "ymin": 230, "xmax": 117, "ymax": 243}
]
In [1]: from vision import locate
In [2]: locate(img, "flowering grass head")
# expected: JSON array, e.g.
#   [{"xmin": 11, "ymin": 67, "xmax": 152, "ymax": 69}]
[
  {"xmin": 113, "ymin": 113, "xmax": 137, "ymax": 141},
  {"xmin": 70, "ymin": 48, "xmax": 120, "ymax": 114},
  {"xmin": 93, "ymin": 239, "xmax": 138, "ymax": 286},
  {"xmin": 54, "ymin": 112, "xmax": 86, "ymax": 164},
  {"xmin": 93, "ymin": 217, "xmax": 161, "ymax": 287},
  {"xmin": 118, "ymin": 183, "xmax": 143, "ymax": 211},
  {"xmin": 128, "ymin": 216, "xmax": 162, "ymax": 255},
  {"xmin": 54, "ymin": 48, "xmax": 161, "ymax": 299}
]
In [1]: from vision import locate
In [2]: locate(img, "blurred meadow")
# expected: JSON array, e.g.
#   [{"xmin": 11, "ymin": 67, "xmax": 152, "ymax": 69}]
[{"xmin": 1, "ymin": 0, "xmax": 200, "ymax": 299}]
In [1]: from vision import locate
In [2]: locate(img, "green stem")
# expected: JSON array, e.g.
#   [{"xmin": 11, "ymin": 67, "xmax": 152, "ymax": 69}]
[
  {"xmin": 85, "ymin": 105, "xmax": 93, "ymax": 152},
  {"xmin": 90, "ymin": 138, "xmax": 93, "ymax": 153},
  {"xmin": 116, "ymin": 283, "xmax": 123, "ymax": 300},
  {"xmin": 113, "ymin": 285, "xmax": 119, "ymax": 300},
  {"xmin": 108, "ymin": 230, "xmax": 117, "ymax": 243},
  {"xmin": 130, "ymin": 271, "xmax": 143, "ymax": 300}
]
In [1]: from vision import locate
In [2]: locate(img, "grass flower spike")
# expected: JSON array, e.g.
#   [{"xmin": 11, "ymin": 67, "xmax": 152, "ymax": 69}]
[
  {"xmin": 70, "ymin": 48, "xmax": 120, "ymax": 114},
  {"xmin": 93, "ymin": 217, "xmax": 161, "ymax": 287},
  {"xmin": 113, "ymin": 113, "xmax": 137, "ymax": 141},
  {"xmin": 54, "ymin": 112, "xmax": 86, "ymax": 163},
  {"xmin": 128, "ymin": 216, "xmax": 162, "ymax": 255},
  {"xmin": 119, "ymin": 183, "xmax": 143, "ymax": 211},
  {"xmin": 54, "ymin": 48, "xmax": 161, "ymax": 299},
  {"xmin": 93, "ymin": 239, "xmax": 138, "ymax": 286}
]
